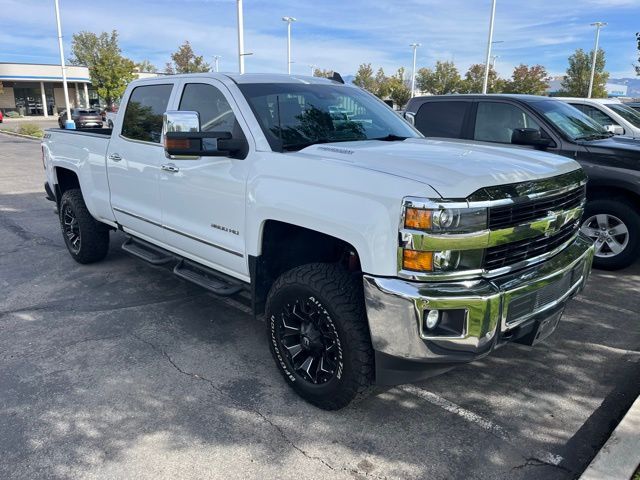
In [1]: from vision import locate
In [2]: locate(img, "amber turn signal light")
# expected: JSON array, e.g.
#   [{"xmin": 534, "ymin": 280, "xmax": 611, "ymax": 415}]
[
  {"xmin": 402, "ymin": 250, "xmax": 433, "ymax": 272},
  {"xmin": 405, "ymin": 208, "xmax": 432, "ymax": 230},
  {"xmin": 165, "ymin": 137, "xmax": 192, "ymax": 150}
]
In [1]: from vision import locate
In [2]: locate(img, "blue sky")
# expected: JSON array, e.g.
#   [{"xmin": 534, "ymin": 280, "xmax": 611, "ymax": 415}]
[{"xmin": 1, "ymin": 0, "xmax": 638, "ymax": 79}]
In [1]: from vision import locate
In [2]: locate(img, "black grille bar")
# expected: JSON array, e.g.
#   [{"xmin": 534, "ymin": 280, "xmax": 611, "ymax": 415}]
[
  {"xmin": 488, "ymin": 185, "xmax": 585, "ymax": 230},
  {"xmin": 484, "ymin": 221, "xmax": 579, "ymax": 270}
]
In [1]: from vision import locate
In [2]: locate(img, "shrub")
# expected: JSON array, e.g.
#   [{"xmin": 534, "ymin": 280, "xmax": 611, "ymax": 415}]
[
  {"xmin": 18, "ymin": 123, "xmax": 44, "ymax": 138},
  {"xmin": 6, "ymin": 111, "xmax": 22, "ymax": 118}
]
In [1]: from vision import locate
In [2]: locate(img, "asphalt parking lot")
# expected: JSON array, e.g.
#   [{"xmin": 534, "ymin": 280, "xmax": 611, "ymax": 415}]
[{"xmin": 1, "ymin": 133, "xmax": 639, "ymax": 480}]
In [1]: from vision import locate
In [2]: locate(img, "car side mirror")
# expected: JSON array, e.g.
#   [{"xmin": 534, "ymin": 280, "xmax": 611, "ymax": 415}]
[
  {"xmin": 511, "ymin": 128, "xmax": 551, "ymax": 148},
  {"xmin": 163, "ymin": 110, "xmax": 244, "ymax": 158},
  {"xmin": 404, "ymin": 111, "xmax": 416, "ymax": 126},
  {"xmin": 604, "ymin": 124, "xmax": 624, "ymax": 135}
]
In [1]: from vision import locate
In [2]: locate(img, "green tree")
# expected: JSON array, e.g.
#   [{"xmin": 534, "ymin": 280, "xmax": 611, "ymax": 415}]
[
  {"xmin": 69, "ymin": 30, "xmax": 135, "ymax": 106},
  {"xmin": 387, "ymin": 68, "xmax": 411, "ymax": 109},
  {"xmin": 460, "ymin": 63, "xmax": 505, "ymax": 93},
  {"xmin": 503, "ymin": 64, "xmax": 550, "ymax": 95},
  {"xmin": 167, "ymin": 41, "xmax": 210, "ymax": 74},
  {"xmin": 353, "ymin": 63, "xmax": 377, "ymax": 93},
  {"xmin": 416, "ymin": 61, "xmax": 461, "ymax": 94},
  {"xmin": 313, "ymin": 68, "xmax": 334, "ymax": 78},
  {"xmin": 635, "ymin": 32, "xmax": 639, "ymax": 76},
  {"xmin": 561, "ymin": 48, "xmax": 609, "ymax": 98},
  {"xmin": 374, "ymin": 67, "xmax": 391, "ymax": 98},
  {"xmin": 136, "ymin": 59, "xmax": 158, "ymax": 73}
]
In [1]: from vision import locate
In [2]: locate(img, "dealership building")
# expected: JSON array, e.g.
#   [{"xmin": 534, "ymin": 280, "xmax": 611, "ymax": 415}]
[{"xmin": 0, "ymin": 62, "xmax": 93, "ymax": 117}]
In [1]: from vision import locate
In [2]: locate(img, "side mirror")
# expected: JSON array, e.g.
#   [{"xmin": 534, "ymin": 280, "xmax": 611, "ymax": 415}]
[
  {"xmin": 604, "ymin": 124, "xmax": 624, "ymax": 135},
  {"xmin": 511, "ymin": 128, "xmax": 551, "ymax": 148},
  {"xmin": 404, "ymin": 111, "xmax": 416, "ymax": 126},
  {"xmin": 163, "ymin": 110, "xmax": 240, "ymax": 157}
]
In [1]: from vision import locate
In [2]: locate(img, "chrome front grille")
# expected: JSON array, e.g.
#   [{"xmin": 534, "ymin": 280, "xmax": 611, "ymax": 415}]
[
  {"xmin": 488, "ymin": 185, "xmax": 586, "ymax": 230},
  {"xmin": 484, "ymin": 220, "xmax": 579, "ymax": 270}
]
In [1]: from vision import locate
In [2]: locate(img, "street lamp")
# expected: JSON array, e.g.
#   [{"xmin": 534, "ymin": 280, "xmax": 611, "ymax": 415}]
[
  {"xmin": 482, "ymin": 0, "xmax": 497, "ymax": 94},
  {"xmin": 309, "ymin": 64, "xmax": 317, "ymax": 76},
  {"xmin": 282, "ymin": 16, "xmax": 297, "ymax": 74},
  {"xmin": 53, "ymin": 0, "xmax": 74, "ymax": 129},
  {"xmin": 491, "ymin": 55, "xmax": 499, "ymax": 69},
  {"xmin": 237, "ymin": 0, "xmax": 246, "ymax": 73},
  {"xmin": 409, "ymin": 43, "xmax": 421, "ymax": 97},
  {"xmin": 588, "ymin": 22, "xmax": 607, "ymax": 98},
  {"xmin": 212, "ymin": 55, "xmax": 221, "ymax": 72}
]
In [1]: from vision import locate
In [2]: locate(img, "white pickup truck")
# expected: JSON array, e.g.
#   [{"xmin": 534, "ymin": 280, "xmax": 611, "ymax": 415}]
[{"xmin": 43, "ymin": 73, "xmax": 595, "ymax": 410}]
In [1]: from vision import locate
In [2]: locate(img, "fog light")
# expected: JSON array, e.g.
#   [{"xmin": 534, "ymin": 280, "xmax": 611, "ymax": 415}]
[{"xmin": 425, "ymin": 309, "xmax": 440, "ymax": 329}]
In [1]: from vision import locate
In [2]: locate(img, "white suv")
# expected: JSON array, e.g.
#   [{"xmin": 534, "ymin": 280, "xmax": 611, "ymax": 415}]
[{"xmin": 558, "ymin": 97, "xmax": 640, "ymax": 139}]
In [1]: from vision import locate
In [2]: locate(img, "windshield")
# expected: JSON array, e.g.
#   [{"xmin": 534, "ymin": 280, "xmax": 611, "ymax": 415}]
[
  {"xmin": 238, "ymin": 83, "xmax": 421, "ymax": 151},
  {"xmin": 608, "ymin": 103, "xmax": 640, "ymax": 128},
  {"xmin": 532, "ymin": 100, "xmax": 610, "ymax": 141}
]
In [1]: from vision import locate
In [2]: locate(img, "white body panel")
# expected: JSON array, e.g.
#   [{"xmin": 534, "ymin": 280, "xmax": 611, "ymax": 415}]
[
  {"xmin": 43, "ymin": 73, "xmax": 583, "ymax": 281},
  {"xmin": 558, "ymin": 97, "xmax": 640, "ymax": 139}
]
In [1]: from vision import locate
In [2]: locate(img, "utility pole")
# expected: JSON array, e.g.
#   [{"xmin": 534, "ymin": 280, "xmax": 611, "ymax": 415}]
[
  {"xmin": 282, "ymin": 17, "xmax": 297, "ymax": 74},
  {"xmin": 482, "ymin": 0, "xmax": 497, "ymax": 94},
  {"xmin": 54, "ymin": 0, "xmax": 74, "ymax": 129},
  {"xmin": 588, "ymin": 22, "xmax": 607, "ymax": 98},
  {"xmin": 213, "ymin": 55, "xmax": 221, "ymax": 72},
  {"xmin": 309, "ymin": 64, "xmax": 317, "ymax": 76},
  {"xmin": 410, "ymin": 43, "xmax": 420, "ymax": 97},
  {"xmin": 237, "ymin": 0, "xmax": 245, "ymax": 73}
]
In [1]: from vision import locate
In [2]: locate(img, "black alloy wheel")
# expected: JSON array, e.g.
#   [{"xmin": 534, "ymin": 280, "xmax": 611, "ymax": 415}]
[{"xmin": 62, "ymin": 203, "xmax": 81, "ymax": 254}]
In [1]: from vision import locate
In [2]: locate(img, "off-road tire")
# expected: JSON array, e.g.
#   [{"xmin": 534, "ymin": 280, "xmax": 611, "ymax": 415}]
[
  {"xmin": 582, "ymin": 198, "xmax": 639, "ymax": 270},
  {"xmin": 59, "ymin": 189, "xmax": 110, "ymax": 264},
  {"xmin": 266, "ymin": 263, "xmax": 375, "ymax": 410}
]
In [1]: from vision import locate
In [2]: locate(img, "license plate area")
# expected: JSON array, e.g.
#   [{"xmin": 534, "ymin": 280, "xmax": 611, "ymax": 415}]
[{"xmin": 513, "ymin": 308, "xmax": 564, "ymax": 346}]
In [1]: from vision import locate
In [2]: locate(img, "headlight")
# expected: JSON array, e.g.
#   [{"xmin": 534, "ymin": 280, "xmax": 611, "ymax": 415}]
[
  {"xmin": 401, "ymin": 200, "xmax": 487, "ymax": 274},
  {"xmin": 404, "ymin": 206, "xmax": 487, "ymax": 233}
]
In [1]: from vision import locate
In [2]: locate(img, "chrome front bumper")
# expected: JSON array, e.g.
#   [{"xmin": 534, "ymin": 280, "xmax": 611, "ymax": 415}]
[{"xmin": 363, "ymin": 233, "xmax": 594, "ymax": 377}]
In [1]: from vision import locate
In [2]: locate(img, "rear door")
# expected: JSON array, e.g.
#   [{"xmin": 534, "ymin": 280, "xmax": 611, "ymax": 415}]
[
  {"xmin": 414, "ymin": 100, "xmax": 473, "ymax": 140},
  {"xmin": 106, "ymin": 82, "xmax": 175, "ymax": 242}
]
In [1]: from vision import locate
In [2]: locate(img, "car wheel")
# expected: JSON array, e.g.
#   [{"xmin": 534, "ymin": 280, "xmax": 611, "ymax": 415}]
[
  {"xmin": 266, "ymin": 263, "xmax": 374, "ymax": 410},
  {"xmin": 581, "ymin": 198, "xmax": 640, "ymax": 270},
  {"xmin": 59, "ymin": 189, "xmax": 110, "ymax": 264}
]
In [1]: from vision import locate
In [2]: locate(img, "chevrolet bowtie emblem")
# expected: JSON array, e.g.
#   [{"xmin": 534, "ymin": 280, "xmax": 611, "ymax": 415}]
[{"xmin": 545, "ymin": 211, "xmax": 565, "ymax": 237}]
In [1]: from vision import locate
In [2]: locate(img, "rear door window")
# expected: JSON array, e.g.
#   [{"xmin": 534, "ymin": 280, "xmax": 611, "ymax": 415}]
[
  {"xmin": 415, "ymin": 101, "xmax": 469, "ymax": 138},
  {"xmin": 473, "ymin": 101, "xmax": 541, "ymax": 144},
  {"xmin": 121, "ymin": 84, "xmax": 173, "ymax": 143},
  {"xmin": 571, "ymin": 104, "xmax": 618, "ymax": 126}
]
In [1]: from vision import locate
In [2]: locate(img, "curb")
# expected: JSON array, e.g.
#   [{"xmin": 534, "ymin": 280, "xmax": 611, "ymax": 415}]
[
  {"xmin": 0, "ymin": 129, "xmax": 42, "ymax": 141},
  {"xmin": 580, "ymin": 394, "xmax": 640, "ymax": 480}
]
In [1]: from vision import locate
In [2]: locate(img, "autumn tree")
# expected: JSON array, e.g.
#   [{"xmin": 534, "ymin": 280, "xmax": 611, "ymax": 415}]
[
  {"xmin": 313, "ymin": 68, "xmax": 334, "ymax": 78},
  {"xmin": 561, "ymin": 48, "xmax": 609, "ymax": 98},
  {"xmin": 416, "ymin": 61, "xmax": 461, "ymax": 94},
  {"xmin": 353, "ymin": 63, "xmax": 377, "ymax": 93},
  {"xmin": 136, "ymin": 59, "xmax": 158, "ymax": 73},
  {"xmin": 167, "ymin": 41, "xmax": 210, "ymax": 74},
  {"xmin": 387, "ymin": 68, "xmax": 411, "ymax": 109},
  {"xmin": 69, "ymin": 30, "xmax": 135, "ymax": 106},
  {"xmin": 503, "ymin": 64, "xmax": 550, "ymax": 95},
  {"xmin": 460, "ymin": 63, "xmax": 505, "ymax": 93}
]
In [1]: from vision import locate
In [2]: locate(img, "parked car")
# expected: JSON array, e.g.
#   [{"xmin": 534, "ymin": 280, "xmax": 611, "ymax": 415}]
[
  {"xmin": 557, "ymin": 97, "xmax": 640, "ymax": 139},
  {"xmin": 42, "ymin": 74, "xmax": 594, "ymax": 410},
  {"xmin": 404, "ymin": 94, "xmax": 640, "ymax": 270},
  {"xmin": 58, "ymin": 108, "xmax": 104, "ymax": 129},
  {"xmin": 625, "ymin": 102, "xmax": 640, "ymax": 113},
  {"xmin": 0, "ymin": 110, "xmax": 3, "ymax": 123}
]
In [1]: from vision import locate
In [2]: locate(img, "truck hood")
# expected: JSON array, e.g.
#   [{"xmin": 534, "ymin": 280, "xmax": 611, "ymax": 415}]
[{"xmin": 298, "ymin": 138, "xmax": 581, "ymax": 199}]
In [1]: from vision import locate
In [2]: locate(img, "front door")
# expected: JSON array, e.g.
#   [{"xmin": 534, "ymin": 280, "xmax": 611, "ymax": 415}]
[
  {"xmin": 160, "ymin": 80, "xmax": 250, "ymax": 279},
  {"xmin": 107, "ymin": 83, "xmax": 174, "ymax": 242}
]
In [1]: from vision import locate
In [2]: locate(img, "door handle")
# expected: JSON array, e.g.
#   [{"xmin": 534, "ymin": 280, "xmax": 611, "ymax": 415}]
[
  {"xmin": 161, "ymin": 163, "xmax": 180, "ymax": 173},
  {"xmin": 108, "ymin": 153, "xmax": 122, "ymax": 162}
]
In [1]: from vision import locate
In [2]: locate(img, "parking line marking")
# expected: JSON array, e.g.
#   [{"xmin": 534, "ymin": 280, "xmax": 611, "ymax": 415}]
[
  {"xmin": 399, "ymin": 385, "xmax": 564, "ymax": 466},
  {"xmin": 573, "ymin": 297, "xmax": 637, "ymax": 317}
]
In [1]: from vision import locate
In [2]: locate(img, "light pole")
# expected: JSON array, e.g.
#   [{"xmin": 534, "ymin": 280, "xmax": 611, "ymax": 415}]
[
  {"xmin": 282, "ymin": 16, "xmax": 297, "ymax": 74},
  {"xmin": 482, "ymin": 0, "xmax": 497, "ymax": 94},
  {"xmin": 588, "ymin": 22, "xmax": 607, "ymax": 98},
  {"xmin": 491, "ymin": 55, "xmax": 499, "ymax": 69},
  {"xmin": 237, "ymin": 0, "xmax": 246, "ymax": 73},
  {"xmin": 410, "ymin": 43, "xmax": 420, "ymax": 97},
  {"xmin": 212, "ymin": 55, "xmax": 221, "ymax": 72},
  {"xmin": 53, "ymin": 0, "xmax": 74, "ymax": 129},
  {"xmin": 309, "ymin": 64, "xmax": 317, "ymax": 76}
]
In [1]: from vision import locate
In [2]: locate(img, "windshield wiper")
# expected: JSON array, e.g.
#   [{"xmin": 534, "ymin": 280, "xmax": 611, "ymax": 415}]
[
  {"xmin": 574, "ymin": 132, "xmax": 613, "ymax": 141},
  {"xmin": 371, "ymin": 134, "xmax": 408, "ymax": 141}
]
